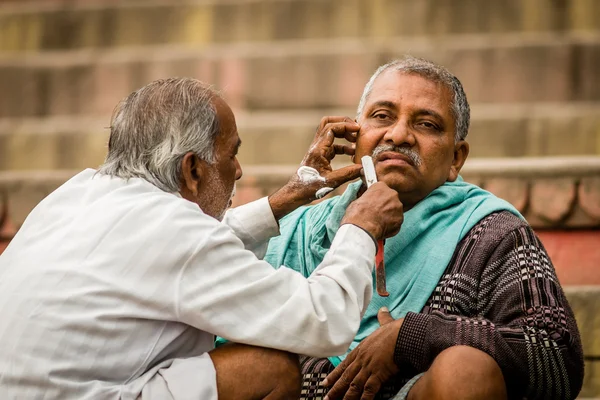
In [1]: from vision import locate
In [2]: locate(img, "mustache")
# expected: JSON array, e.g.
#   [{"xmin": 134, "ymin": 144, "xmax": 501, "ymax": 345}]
[{"xmin": 372, "ymin": 144, "xmax": 422, "ymax": 167}]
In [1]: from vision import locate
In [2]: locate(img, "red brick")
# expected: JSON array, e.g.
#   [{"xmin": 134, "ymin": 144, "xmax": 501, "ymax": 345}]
[{"xmin": 537, "ymin": 230, "xmax": 600, "ymax": 285}]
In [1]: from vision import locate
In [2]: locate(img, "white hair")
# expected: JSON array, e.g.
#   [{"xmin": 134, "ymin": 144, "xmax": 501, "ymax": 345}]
[
  {"xmin": 98, "ymin": 78, "xmax": 220, "ymax": 192},
  {"xmin": 357, "ymin": 56, "xmax": 470, "ymax": 142}
]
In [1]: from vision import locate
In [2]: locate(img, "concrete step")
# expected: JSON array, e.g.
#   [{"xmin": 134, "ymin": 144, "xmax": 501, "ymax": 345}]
[
  {"xmin": 0, "ymin": 35, "xmax": 598, "ymax": 118},
  {"xmin": 565, "ymin": 287, "xmax": 600, "ymax": 398},
  {"xmin": 0, "ymin": 0, "xmax": 599, "ymax": 52},
  {"xmin": 0, "ymin": 104, "xmax": 598, "ymax": 171},
  {"xmin": 2, "ymin": 155, "xmax": 600, "ymax": 227}
]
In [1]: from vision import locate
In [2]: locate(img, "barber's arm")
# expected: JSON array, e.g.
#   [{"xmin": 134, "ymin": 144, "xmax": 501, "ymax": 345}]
[
  {"xmin": 323, "ymin": 223, "xmax": 584, "ymax": 400},
  {"xmin": 177, "ymin": 182, "xmax": 401, "ymax": 357},
  {"xmin": 222, "ymin": 116, "xmax": 363, "ymax": 257}
]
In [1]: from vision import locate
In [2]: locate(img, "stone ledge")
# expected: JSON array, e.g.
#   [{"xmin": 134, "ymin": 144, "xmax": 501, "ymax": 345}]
[
  {"xmin": 1, "ymin": 157, "xmax": 600, "ymax": 229},
  {"xmin": 2, "ymin": 32, "xmax": 600, "ymax": 66},
  {"xmin": 0, "ymin": 0, "xmax": 598, "ymax": 51},
  {"xmin": 1, "ymin": 38, "xmax": 599, "ymax": 118},
  {"xmin": 1, "ymin": 109, "xmax": 598, "ymax": 170},
  {"xmin": 2, "ymin": 101, "xmax": 599, "ymax": 131}
]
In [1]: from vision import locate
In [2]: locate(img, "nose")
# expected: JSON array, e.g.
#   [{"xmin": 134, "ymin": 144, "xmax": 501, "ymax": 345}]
[
  {"xmin": 383, "ymin": 119, "xmax": 415, "ymax": 147},
  {"xmin": 235, "ymin": 157, "xmax": 243, "ymax": 180}
]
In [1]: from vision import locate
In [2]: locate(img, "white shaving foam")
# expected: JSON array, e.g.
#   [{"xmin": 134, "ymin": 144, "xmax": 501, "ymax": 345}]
[
  {"xmin": 315, "ymin": 187, "xmax": 334, "ymax": 199},
  {"xmin": 297, "ymin": 166, "xmax": 326, "ymax": 184}
]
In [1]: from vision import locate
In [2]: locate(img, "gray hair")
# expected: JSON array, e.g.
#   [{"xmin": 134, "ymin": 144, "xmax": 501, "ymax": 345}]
[
  {"xmin": 98, "ymin": 77, "xmax": 221, "ymax": 192},
  {"xmin": 356, "ymin": 56, "xmax": 470, "ymax": 142}
]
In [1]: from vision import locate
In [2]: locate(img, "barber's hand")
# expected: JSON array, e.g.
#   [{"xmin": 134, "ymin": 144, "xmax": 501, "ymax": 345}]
[
  {"xmin": 341, "ymin": 182, "xmax": 403, "ymax": 241},
  {"xmin": 299, "ymin": 116, "xmax": 362, "ymax": 189},
  {"xmin": 269, "ymin": 116, "xmax": 362, "ymax": 220},
  {"xmin": 322, "ymin": 308, "xmax": 403, "ymax": 400}
]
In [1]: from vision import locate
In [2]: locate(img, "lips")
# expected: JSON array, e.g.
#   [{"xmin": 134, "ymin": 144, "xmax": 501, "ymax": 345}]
[{"xmin": 377, "ymin": 151, "xmax": 414, "ymax": 166}]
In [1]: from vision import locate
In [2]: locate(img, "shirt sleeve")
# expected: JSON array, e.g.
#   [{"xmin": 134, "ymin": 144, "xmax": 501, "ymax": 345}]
[
  {"xmin": 221, "ymin": 197, "xmax": 279, "ymax": 258},
  {"xmin": 176, "ymin": 214, "xmax": 376, "ymax": 358},
  {"xmin": 393, "ymin": 224, "xmax": 584, "ymax": 400}
]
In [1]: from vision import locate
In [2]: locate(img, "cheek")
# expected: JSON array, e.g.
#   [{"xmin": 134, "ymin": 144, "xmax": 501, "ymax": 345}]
[{"xmin": 355, "ymin": 127, "xmax": 383, "ymax": 160}]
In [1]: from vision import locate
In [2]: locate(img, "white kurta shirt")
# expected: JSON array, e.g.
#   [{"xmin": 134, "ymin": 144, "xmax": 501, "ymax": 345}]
[{"xmin": 0, "ymin": 169, "xmax": 376, "ymax": 399}]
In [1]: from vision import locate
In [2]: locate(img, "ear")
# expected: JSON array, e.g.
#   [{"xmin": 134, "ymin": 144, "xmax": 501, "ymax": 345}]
[
  {"xmin": 447, "ymin": 140, "xmax": 469, "ymax": 182},
  {"xmin": 180, "ymin": 152, "xmax": 205, "ymax": 197}
]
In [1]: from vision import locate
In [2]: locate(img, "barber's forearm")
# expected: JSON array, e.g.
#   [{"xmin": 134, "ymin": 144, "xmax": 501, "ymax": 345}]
[
  {"xmin": 268, "ymin": 183, "xmax": 314, "ymax": 221},
  {"xmin": 223, "ymin": 197, "xmax": 279, "ymax": 254}
]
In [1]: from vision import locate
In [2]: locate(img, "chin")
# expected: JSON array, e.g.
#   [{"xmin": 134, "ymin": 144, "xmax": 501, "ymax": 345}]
[{"xmin": 380, "ymin": 174, "xmax": 415, "ymax": 193}]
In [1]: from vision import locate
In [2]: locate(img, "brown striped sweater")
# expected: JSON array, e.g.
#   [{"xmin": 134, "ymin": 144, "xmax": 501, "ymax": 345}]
[
  {"xmin": 301, "ymin": 211, "xmax": 584, "ymax": 400},
  {"xmin": 393, "ymin": 211, "xmax": 584, "ymax": 399}
]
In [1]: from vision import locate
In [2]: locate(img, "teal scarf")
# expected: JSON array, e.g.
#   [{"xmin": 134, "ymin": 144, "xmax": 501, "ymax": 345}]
[{"xmin": 263, "ymin": 177, "xmax": 522, "ymax": 366}]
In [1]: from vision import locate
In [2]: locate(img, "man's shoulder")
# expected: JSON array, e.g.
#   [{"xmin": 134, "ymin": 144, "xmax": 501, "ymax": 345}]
[
  {"xmin": 55, "ymin": 171, "xmax": 215, "ymax": 231},
  {"xmin": 472, "ymin": 210, "xmax": 529, "ymax": 236},
  {"xmin": 456, "ymin": 210, "xmax": 532, "ymax": 257}
]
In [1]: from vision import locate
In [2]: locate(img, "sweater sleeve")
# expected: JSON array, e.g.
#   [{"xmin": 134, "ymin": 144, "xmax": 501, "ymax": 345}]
[{"xmin": 393, "ymin": 223, "xmax": 584, "ymax": 400}]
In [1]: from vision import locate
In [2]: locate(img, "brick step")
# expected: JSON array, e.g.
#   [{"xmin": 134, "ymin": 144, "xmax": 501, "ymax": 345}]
[
  {"xmin": 564, "ymin": 287, "xmax": 600, "ymax": 398},
  {"xmin": 0, "ymin": 0, "xmax": 599, "ymax": 52},
  {"xmin": 1, "ymin": 156, "xmax": 599, "ymax": 226},
  {"xmin": 0, "ymin": 104, "xmax": 598, "ymax": 171},
  {"xmin": 1, "ymin": 35, "xmax": 599, "ymax": 118}
]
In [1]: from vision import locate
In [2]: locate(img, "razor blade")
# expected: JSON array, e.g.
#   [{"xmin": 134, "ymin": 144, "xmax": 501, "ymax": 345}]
[{"xmin": 361, "ymin": 156, "xmax": 378, "ymax": 188}]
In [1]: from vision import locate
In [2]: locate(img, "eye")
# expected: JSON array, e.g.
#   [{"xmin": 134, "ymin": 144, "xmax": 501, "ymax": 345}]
[
  {"xmin": 372, "ymin": 112, "xmax": 390, "ymax": 120},
  {"xmin": 418, "ymin": 121, "xmax": 439, "ymax": 130}
]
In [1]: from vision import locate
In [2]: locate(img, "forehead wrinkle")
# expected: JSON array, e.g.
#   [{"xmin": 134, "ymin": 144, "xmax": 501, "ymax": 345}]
[{"xmin": 371, "ymin": 74, "xmax": 452, "ymax": 123}]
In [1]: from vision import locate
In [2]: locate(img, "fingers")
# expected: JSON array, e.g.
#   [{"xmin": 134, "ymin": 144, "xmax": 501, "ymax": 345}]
[
  {"xmin": 325, "ymin": 370, "xmax": 380, "ymax": 400},
  {"xmin": 317, "ymin": 116, "xmax": 356, "ymax": 133},
  {"xmin": 325, "ymin": 164, "xmax": 362, "ymax": 189},
  {"xmin": 322, "ymin": 348, "xmax": 356, "ymax": 389},
  {"xmin": 360, "ymin": 376, "xmax": 382, "ymax": 400},
  {"xmin": 330, "ymin": 123, "xmax": 360, "ymax": 143},
  {"xmin": 316, "ymin": 118, "xmax": 360, "ymax": 146},
  {"xmin": 333, "ymin": 144, "xmax": 355, "ymax": 156},
  {"xmin": 322, "ymin": 359, "xmax": 347, "ymax": 389},
  {"xmin": 377, "ymin": 307, "xmax": 394, "ymax": 326},
  {"xmin": 325, "ymin": 363, "xmax": 361, "ymax": 400}
]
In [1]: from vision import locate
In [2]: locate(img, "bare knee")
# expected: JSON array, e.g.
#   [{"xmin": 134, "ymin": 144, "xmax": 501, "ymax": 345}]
[
  {"xmin": 410, "ymin": 346, "xmax": 507, "ymax": 400},
  {"xmin": 210, "ymin": 343, "xmax": 301, "ymax": 400},
  {"xmin": 262, "ymin": 348, "xmax": 301, "ymax": 400}
]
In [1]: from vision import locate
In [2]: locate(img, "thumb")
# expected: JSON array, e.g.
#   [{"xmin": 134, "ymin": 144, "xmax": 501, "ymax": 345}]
[
  {"xmin": 326, "ymin": 164, "xmax": 363, "ymax": 188},
  {"xmin": 377, "ymin": 306, "xmax": 394, "ymax": 326}
]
